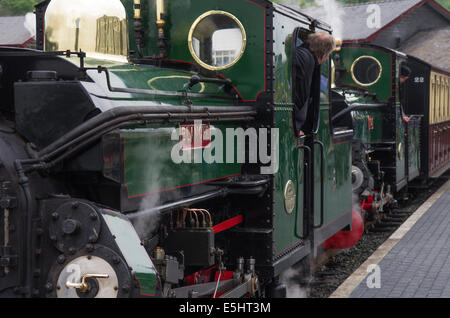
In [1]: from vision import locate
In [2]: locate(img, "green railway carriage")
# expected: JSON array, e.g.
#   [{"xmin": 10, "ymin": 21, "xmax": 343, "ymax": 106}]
[{"xmin": 0, "ymin": 0, "xmax": 359, "ymax": 298}]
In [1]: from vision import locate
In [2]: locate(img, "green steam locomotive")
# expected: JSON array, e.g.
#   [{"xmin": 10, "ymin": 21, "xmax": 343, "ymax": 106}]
[{"xmin": 3, "ymin": 0, "xmax": 445, "ymax": 298}]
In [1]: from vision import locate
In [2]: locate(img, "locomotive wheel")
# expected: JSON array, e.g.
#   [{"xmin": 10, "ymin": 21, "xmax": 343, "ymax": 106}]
[
  {"xmin": 351, "ymin": 140, "xmax": 372, "ymax": 195},
  {"xmin": 351, "ymin": 164, "xmax": 366, "ymax": 194}
]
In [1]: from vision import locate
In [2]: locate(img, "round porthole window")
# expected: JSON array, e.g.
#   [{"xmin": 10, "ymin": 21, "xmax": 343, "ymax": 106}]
[
  {"xmin": 351, "ymin": 56, "xmax": 382, "ymax": 87},
  {"xmin": 188, "ymin": 11, "xmax": 247, "ymax": 71}
]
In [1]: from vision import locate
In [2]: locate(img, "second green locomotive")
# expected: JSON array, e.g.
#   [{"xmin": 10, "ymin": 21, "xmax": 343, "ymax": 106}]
[{"xmin": 330, "ymin": 43, "xmax": 450, "ymax": 229}]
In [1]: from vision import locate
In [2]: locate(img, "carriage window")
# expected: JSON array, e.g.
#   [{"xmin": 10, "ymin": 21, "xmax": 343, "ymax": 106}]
[
  {"xmin": 351, "ymin": 56, "xmax": 382, "ymax": 87},
  {"xmin": 188, "ymin": 11, "xmax": 246, "ymax": 71}
]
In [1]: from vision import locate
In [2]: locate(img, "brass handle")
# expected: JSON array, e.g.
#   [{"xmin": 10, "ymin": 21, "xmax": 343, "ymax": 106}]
[{"xmin": 66, "ymin": 274, "xmax": 109, "ymax": 293}]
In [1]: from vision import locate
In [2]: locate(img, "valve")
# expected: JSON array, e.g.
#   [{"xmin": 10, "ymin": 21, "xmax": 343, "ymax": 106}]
[{"xmin": 66, "ymin": 273, "xmax": 109, "ymax": 293}]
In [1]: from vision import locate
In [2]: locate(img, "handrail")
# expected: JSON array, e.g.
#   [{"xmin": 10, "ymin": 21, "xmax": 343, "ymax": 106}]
[
  {"xmin": 92, "ymin": 66, "xmax": 234, "ymax": 100},
  {"xmin": 313, "ymin": 140, "xmax": 325, "ymax": 229},
  {"xmin": 295, "ymin": 144, "xmax": 311, "ymax": 239},
  {"xmin": 332, "ymin": 103, "xmax": 387, "ymax": 122}
]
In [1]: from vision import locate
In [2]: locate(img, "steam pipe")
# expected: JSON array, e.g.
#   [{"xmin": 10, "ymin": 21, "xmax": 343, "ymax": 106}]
[
  {"xmin": 37, "ymin": 107, "xmax": 256, "ymax": 159},
  {"xmin": 93, "ymin": 66, "xmax": 233, "ymax": 100},
  {"xmin": 14, "ymin": 160, "xmax": 33, "ymax": 297},
  {"xmin": 38, "ymin": 105, "xmax": 255, "ymax": 156},
  {"xmin": 127, "ymin": 189, "xmax": 228, "ymax": 221},
  {"xmin": 27, "ymin": 115, "xmax": 254, "ymax": 175}
]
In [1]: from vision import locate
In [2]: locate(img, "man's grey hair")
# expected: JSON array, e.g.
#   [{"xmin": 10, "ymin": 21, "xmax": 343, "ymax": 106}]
[{"xmin": 307, "ymin": 32, "xmax": 336, "ymax": 59}]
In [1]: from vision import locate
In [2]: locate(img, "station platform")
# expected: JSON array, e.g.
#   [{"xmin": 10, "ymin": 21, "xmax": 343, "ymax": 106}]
[{"xmin": 330, "ymin": 180, "xmax": 450, "ymax": 298}]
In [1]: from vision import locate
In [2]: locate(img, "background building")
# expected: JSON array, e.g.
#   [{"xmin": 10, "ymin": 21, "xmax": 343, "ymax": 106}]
[
  {"xmin": 0, "ymin": 14, "xmax": 35, "ymax": 48},
  {"xmin": 296, "ymin": 0, "xmax": 450, "ymax": 71}
]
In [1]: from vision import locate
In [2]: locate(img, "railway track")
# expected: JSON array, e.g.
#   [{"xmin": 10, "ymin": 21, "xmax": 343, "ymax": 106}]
[{"xmin": 282, "ymin": 172, "xmax": 450, "ymax": 298}]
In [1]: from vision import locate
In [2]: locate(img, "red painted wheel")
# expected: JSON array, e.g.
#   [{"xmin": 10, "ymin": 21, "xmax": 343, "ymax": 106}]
[{"xmin": 321, "ymin": 210, "xmax": 364, "ymax": 249}]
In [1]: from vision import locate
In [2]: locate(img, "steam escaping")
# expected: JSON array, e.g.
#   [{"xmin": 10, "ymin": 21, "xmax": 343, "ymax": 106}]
[
  {"xmin": 132, "ymin": 194, "xmax": 162, "ymax": 241},
  {"xmin": 280, "ymin": 268, "xmax": 310, "ymax": 298},
  {"xmin": 129, "ymin": 135, "xmax": 168, "ymax": 240},
  {"xmin": 280, "ymin": 0, "xmax": 345, "ymax": 40},
  {"xmin": 277, "ymin": 0, "xmax": 305, "ymax": 5},
  {"xmin": 24, "ymin": 13, "xmax": 36, "ymax": 37},
  {"xmin": 314, "ymin": 0, "xmax": 345, "ymax": 40},
  {"xmin": 353, "ymin": 193, "xmax": 362, "ymax": 217}
]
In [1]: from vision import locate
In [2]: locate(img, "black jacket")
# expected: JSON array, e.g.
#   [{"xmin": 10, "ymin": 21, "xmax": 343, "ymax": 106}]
[{"xmin": 292, "ymin": 43, "xmax": 321, "ymax": 135}]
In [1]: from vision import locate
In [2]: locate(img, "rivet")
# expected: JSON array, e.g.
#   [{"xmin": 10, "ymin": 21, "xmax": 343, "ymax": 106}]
[
  {"xmin": 57, "ymin": 255, "xmax": 65, "ymax": 264},
  {"xmin": 45, "ymin": 282, "xmax": 53, "ymax": 292}
]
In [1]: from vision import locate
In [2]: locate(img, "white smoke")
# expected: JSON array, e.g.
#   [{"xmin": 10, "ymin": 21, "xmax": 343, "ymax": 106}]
[
  {"xmin": 353, "ymin": 193, "xmax": 362, "ymax": 216},
  {"xmin": 276, "ymin": 0, "xmax": 345, "ymax": 40},
  {"xmin": 133, "ymin": 192, "xmax": 162, "ymax": 240},
  {"xmin": 280, "ymin": 268, "xmax": 310, "ymax": 298},
  {"xmin": 314, "ymin": 0, "xmax": 345, "ymax": 40},
  {"xmin": 278, "ymin": 0, "xmax": 304, "ymax": 5},
  {"xmin": 129, "ymin": 130, "xmax": 172, "ymax": 239},
  {"xmin": 24, "ymin": 13, "xmax": 36, "ymax": 37}
]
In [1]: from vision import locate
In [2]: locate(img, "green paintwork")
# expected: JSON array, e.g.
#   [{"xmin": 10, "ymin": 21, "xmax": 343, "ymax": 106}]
[
  {"xmin": 121, "ymin": 0, "xmax": 266, "ymax": 101},
  {"xmin": 334, "ymin": 90, "xmax": 384, "ymax": 144},
  {"xmin": 314, "ymin": 63, "xmax": 352, "ymax": 235},
  {"xmin": 102, "ymin": 210, "xmax": 158, "ymax": 296},
  {"xmin": 334, "ymin": 46, "xmax": 393, "ymax": 102},
  {"xmin": 352, "ymin": 110, "xmax": 383, "ymax": 144},
  {"xmin": 331, "ymin": 46, "xmax": 390, "ymax": 145},
  {"xmin": 77, "ymin": 56, "xmax": 245, "ymax": 200},
  {"xmin": 273, "ymin": 105, "xmax": 305, "ymax": 253},
  {"xmin": 314, "ymin": 111, "xmax": 353, "ymax": 227},
  {"xmin": 272, "ymin": 11, "xmax": 352, "ymax": 255},
  {"xmin": 78, "ymin": 57, "xmax": 232, "ymax": 106},
  {"xmin": 273, "ymin": 12, "xmax": 304, "ymax": 254},
  {"xmin": 121, "ymin": 124, "xmax": 242, "ymax": 198}
]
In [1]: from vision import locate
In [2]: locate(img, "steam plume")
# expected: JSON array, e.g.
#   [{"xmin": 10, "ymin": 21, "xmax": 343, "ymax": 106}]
[{"xmin": 280, "ymin": 268, "xmax": 310, "ymax": 298}]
